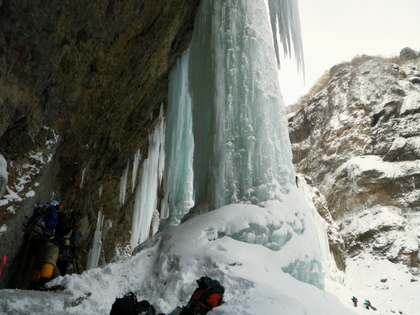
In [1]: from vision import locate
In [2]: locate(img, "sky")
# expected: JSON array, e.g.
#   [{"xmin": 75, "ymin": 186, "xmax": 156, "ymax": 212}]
[{"xmin": 278, "ymin": 0, "xmax": 420, "ymax": 105}]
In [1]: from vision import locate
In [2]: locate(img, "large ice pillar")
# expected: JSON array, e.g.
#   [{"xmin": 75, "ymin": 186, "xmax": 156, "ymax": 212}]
[
  {"xmin": 189, "ymin": 0, "xmax": 298, "ymax": 210},
  {"xmin": 161, "ymin": 50, "xmax": 195, "ymax": 227}
]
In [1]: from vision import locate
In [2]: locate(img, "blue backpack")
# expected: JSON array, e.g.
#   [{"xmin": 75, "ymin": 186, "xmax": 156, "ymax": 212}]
[{"xmin": 43, "ymin": 205, "xmax": 59, "ymax": 228}]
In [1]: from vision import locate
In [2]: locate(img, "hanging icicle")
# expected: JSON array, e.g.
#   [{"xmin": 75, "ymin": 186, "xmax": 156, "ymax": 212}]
[{"xmin": 267, "ymin": 0, "xmax": 305, "ymax": 73}]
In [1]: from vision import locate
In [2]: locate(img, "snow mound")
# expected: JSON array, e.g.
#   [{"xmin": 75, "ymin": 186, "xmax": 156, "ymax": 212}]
[{"xmin": 1, "ymin": 203, "xmax": 355, "ymax": 315}]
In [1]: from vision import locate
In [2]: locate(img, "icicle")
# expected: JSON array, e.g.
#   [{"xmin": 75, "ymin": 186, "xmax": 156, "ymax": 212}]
[
  {"xmin": 161, "ymin": 49, "xmax": 195, "ymax": 225},
  {"xmin": 132, "ymin": 150, "xmax": 141, "ymax": 193},
  {"xmin": 150, "ymin": 209, "xmax": 160, "ymax": 236},
  {"xmin": 130, "ymin": 106, "xmax": 165, "ymax": 250},
  {"xmin": 267, "ymin": 0, "xmax": 305, "ymax": 73},
  {"xmin": 119, "ymin": 161, "xmax": 129, "ymax": 206},
  {"xmin": 80, "ymin": 167, "xmax": 86, "ymax": 188},
  {"xmin": 0, "ymin": 154, "xmax": 7, "ymax": 198},
  {"xmin": 86, "ymin": 209, "xmax": 104, "ymax": 270}
]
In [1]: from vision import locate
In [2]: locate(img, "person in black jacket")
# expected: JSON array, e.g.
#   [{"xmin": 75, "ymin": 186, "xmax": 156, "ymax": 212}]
[{"xmin": 26, "ymin": 200, "xmax": 72, "ymax": 290}]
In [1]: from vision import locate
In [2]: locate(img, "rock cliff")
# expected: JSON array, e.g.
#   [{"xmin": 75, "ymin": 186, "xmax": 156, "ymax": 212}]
[
  {"xmin": 0, "ymin": 0, "xmax": 199, "ymax": 288},
  {"xmin": 288, "ymin": 48, "xmax": 420, "ymax": 271}
]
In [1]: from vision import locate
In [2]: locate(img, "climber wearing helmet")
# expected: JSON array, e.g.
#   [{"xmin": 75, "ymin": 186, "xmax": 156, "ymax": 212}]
[{"xmin": 25, "ymin": 200, "xmax": 72, "ymax": 290}]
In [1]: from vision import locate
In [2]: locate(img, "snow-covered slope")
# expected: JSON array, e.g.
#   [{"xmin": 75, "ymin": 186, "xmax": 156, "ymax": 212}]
[{"xmin": 0, "ymin": 203, "xmax": 357, "ymax": 315}]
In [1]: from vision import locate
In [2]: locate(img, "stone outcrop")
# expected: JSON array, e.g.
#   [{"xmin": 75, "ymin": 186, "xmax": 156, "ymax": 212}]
[
  {"xmin": 0, "ymin": 0, "xmax": 200, "ymax": 288},
  {"xmin": 288, "ymin": 49, "xmax": 420, "ymax": 270}
]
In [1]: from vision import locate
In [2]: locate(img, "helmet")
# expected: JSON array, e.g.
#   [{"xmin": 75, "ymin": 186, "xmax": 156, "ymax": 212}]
[{"xmin": 48, "ymin": 200, "xmax": 63, "ymax": 210}]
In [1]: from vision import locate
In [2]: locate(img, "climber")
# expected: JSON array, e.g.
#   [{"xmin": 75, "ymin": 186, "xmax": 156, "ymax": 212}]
[
  {"xmin": 24, "ymin": 200, "xmax": 72, "ymax": 290},
  {"xmin": 364, "ymin": 299, "xmax": 371, "ymax": 310},
  {"xmin": 351, "ymin": 296, "xmax": 358, "ymax": 307}
]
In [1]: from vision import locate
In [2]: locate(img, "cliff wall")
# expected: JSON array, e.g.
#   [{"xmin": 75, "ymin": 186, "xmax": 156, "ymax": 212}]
[
  {"xmin": 288, "ymin": 49, "xmax": 420, "ymax": 271},
  {"xmin": 0, "ymin": 0, "xmax": 200, "ymax": 288}
]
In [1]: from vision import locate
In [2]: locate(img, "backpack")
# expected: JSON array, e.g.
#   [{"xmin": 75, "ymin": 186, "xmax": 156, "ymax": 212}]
[
  {"xmin": 25, "ymin": 204, "xmax": 71, "ymax": 244},
  {"xmin": 180, "ymin": 277, "xmax": 224, "ymax": 315},
  {"xmin": 44, "ymin": 205, "xmax": 59, "ymax": 228},
  {"xmin": 110, "ymin": 292, "xmax": 156, "ymax": 315}
]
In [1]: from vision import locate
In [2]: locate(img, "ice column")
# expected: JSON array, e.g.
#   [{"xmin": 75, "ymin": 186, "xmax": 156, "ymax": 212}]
[
  {"xmin": 0, "ymin": 154, "xmax": 7, "ymax": 198},
  {"xmin": 130, "ymin": 108, "xmax": 165, "ymax": 249},
  {"xmin": 86, "ymin": 210, "xmax": 104, "ymax": 270},
  {"xmin": 189, "ymin": 0, "xmax": 298, "ymax": 210},
  {"xmin": 161, "ymin": 49, "xmax": 194, "ymax": 226},
  {"xmin": 119, "ymin": 161, "xmax": 129, "ymax": 206},
  {"xmin": 132, "ymin": 150, "xmax": 141, "ymax": 193}
]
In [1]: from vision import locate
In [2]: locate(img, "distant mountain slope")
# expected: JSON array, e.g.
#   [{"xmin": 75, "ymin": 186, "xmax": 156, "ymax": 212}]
[{"xmin": 288, "ymin": 48, "xmax": 420, "ymax": 270}]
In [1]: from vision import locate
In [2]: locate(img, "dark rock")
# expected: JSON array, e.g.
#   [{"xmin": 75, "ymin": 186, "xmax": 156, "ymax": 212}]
[{"xmin": 0, "ymin": 0, "xmax": 200, "ymax": 289}]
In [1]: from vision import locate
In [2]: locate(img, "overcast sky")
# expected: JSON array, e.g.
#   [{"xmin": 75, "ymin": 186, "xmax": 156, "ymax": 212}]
[{"xmin": 278, "ymin": 0, "xmax": 420, "ymax": 105}]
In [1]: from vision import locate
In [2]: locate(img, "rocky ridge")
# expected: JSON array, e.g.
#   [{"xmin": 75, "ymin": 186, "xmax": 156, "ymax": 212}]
[{"xmin": 288, "ymin": 48, "xmax": 420, "ymax": 271}]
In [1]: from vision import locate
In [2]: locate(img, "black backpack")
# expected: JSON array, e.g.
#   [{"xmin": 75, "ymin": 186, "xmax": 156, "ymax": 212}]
[
  {"xmin": 180, "ymin": 277, "xmax": 225, "ymax": 315},
  {"xmin": 110, "ymin": 292, "xmax": 156, "ymax": 315}
]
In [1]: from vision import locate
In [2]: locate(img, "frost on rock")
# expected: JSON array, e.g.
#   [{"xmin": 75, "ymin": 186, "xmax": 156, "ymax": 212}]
[{"xmin": 0, "ymin": 127, "xmax": 59, "ymax": 211}]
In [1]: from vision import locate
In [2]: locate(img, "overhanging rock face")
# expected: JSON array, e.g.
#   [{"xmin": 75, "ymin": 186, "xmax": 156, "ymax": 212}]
[{"xmin": 0, "ymin": 0, "xmax": 200, "ymax": 288}]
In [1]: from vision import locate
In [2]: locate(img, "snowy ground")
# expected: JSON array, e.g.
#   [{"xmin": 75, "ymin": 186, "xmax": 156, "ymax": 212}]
[
  {"xmin": 1, "ymin": 203, "xmax": 418, "ymax": 315},
  {"xmin": 325, "ymin": 255, "xmax": 420, "ymax": 315}
]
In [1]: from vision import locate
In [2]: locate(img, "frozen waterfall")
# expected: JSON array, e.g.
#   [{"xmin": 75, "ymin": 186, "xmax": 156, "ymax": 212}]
[
  {"xmin": 164, "ymin": 0, "xmax": 300, "ymax": 214},
  {"xmin": 158, "ymin": 0, "xmax": 331, "ymax": 288}
]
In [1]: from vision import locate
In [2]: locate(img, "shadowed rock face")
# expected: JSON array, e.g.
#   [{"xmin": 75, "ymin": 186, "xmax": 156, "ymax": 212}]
[
  {"xmin": 288, "ymin": 51, "xmax": 420, "ymax": 270},
  {"xmin": 0, "ymin": 0, "xmax": 200, "ymax": 288}
]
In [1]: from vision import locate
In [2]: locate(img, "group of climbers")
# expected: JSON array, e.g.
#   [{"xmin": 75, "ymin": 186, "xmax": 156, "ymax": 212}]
[{"xmin": 351, "ymin": 296, "xmax": 376, "ymax": 311}]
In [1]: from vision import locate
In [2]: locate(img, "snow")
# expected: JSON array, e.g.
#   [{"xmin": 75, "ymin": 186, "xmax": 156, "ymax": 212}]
[
  {"xmin": 2, "ymin": 199, "xmax": 420, "ymax": 314},
  {"xmin": 0, "ymin": 127, "xmax": 59, "ymax": 212},
  {"xmin": 0, "ymin": 224, "xmax": 7, "ymax": 235},
  {"xmin": 0, "ymin": 201, "xmax": 357, "ymax": 315},
  {"xmin": 338, "ymin": 155, "xmax": 420, "ymax": 181},
  {"xmin": 344, "ymin": 254, "xmax": 420, "ymax": 315},
  {"xmin": 400, "ymin": 91, "xmax": 420, "ymax": 115}
]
